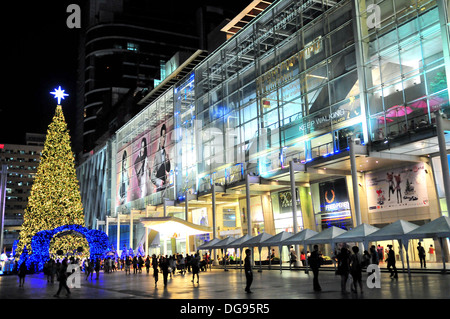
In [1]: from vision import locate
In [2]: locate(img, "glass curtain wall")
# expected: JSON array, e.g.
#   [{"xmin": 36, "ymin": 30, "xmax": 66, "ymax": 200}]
[
  {"xmin": 174, "ymin": 73, "xmax": 197, "ymax": 199},
  {"xmin": 193, "ymin": 0, "xmax": 362, "ymax": 181},
  {"xmin": 359, "ymin": 0, "xmax": 449, "ymax": 142}
]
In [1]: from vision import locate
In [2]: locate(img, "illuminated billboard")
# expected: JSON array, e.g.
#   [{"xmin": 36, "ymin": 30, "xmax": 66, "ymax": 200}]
[{"xmin": 116, "ymin": 119, "xmax": 175, "ymax": 207}]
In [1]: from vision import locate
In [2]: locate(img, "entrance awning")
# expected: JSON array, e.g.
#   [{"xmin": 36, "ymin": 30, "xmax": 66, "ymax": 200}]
[{"xmin": 140, "ymin": 216, "xmax": 213, "ymax": 236}]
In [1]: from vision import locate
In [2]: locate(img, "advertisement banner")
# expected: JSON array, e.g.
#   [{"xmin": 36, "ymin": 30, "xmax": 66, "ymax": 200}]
[
  {"xmin": 365, "ymin": 163, "xmax": 429, "ymax": 212},
  {"xmin": 318, "ymin": 178, "xmax": 352, "ymax": 226},
  {"xmin": 131, "ymin": 131, "xmax": 151, "ymax": 201},
  {"xmin": 116, "ymin": 145, "xmax": 132, "ymax": 206},
  {"xmin": 116, "ymin": 120, "xmax": 175, "ymax": 206}
]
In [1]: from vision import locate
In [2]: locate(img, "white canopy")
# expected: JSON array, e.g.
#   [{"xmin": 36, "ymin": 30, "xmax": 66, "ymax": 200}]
[
  {"xmin": 226, "ymin": 234, "xmax": 253, "ymax": 271},
  {"xmin": 305, "ymin": 226, "xmax": 347, "ymax": 246},
  {"xmin": 280, "ymin": 229, "xmax": 319, "ymax": 246},
  {"xmin": 260, "ymin": 231, "xmax": 294, "ymax": 247},
  {"xmin": 260, "ymin": 231, "xmax": 294, "ymax": 272},
  {"xmin": 365, "ymin": 219, "xmax": 419, "ymax": 273},
  {"xmin": 197, "ymin": 238, "xmax": 221, "ymax": 250},
  {"xmin": 334, "ymin": 223, "xmax": 380, "ymax": 249},
  {"xmin": 365, "ymin": 219, "xmax": 419, "ymax": 242},
  {"xmin": 240, "ymin": 232, "xmax": 273, "ymax": 272},
  {"xmin": 227, "ymin": 234, "xmax": 253, "ymax": 249},
  {"xmin": 405, "ymin": 216, "xmax": 450, "ymax": 272},
  {"xmin": 240, "ymin": 232, "xmax": 273, "ymax": 247},
  {"xmin": 280, "ymin": 229, "xmax": 319, "ymax": 270},
  {"xmin": 209, "ymin": 236, "xmax": 240, "ymax": 271},
  {"xmin": 210, "ymin": 236, "xmax": 239, "ymax": 249},
  {"xmin": 405, "ymin": 216, "xmax": 450, "ymax": 239}
]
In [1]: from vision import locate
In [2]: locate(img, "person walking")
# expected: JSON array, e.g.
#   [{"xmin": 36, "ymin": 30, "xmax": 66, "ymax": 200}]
[
  {"xmin": 18, "ymin": 260, "xmax": 27, "ymax": 287},
  {"xmin": 417, "ymin": 242, "xmax": 426, "ymax": 268},
  {"xmin": 54, "ymin": 259, "xmax": 71, "ymax": 297},
  {"xmin": 289, "ymin": 246, "xmax": 297, "ymax": 268},
  {"xmin": 300, "ymin": 251, "xmax": 306, "ymax": 266},
  {"xmin": 186, "ymin": 254, "xmax": 192, "ymax": 273},
  {"xmin": 244, "ymin": 248, "xmax": 253, "ymax": 293},
  {"xmin": 152, "ymin": 254, "xmax": 159, "ymax": 287},
  {"xmin": 138, "ymin": 256, "xmax": 144, "ymax": 273},
  {"xmin": 377, "ymin": 245, "xmax": 384, "ymax": 263},
  {"xmin": 179, "ymin": 254, "xmax": 186, "ymax": 275},
  {"xmin": 386, "ymin": 245, "xmax": 398, "ymax": 279},
  {"xmin": 169, "ymin": 255, "xmax": 177, "ymax": 278},
  {"xmin": 191, "ymin": 253, "xmax": 200, "ymax": 284},
  {"xmin": 428, "ymin": 245, "xmax": 435, "ymax": 262},
  {"xmin": 145, "ymin": 255, "xmax": 151, "ymax": 274},
  {"xmin": 370, "ymin": 245, "xmax": 379, "ymax": 265},
  {"xmin": 84, "ymin": 258, "xmax": 91, "ymax": 280},
  {"xmin": 160, "ymin": 256, "xmax": 169, "ymax": 287},
  {"xmin": 132, "ymin": 256, "xmax": 138, "ymax": 274},
  {"xmin": 308, "ymin": 245, "xmax": 322, "ymax": 292},
  {"xmin": 125, "ymin": 256, "xmax": 131, "ymax": 275},
  {"xmin": 336, "ymin": 247, "xmax": 350, "ymax": 293},
  {"xmin": 350, "ymin": 246, "xmax": 364, "ymax": 293},
  {"xmin": 94, "ymin": 258, "xmax": 101, "ymax": 280}
]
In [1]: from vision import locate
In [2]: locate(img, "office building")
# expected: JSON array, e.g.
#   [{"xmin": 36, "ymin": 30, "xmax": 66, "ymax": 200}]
[{"xmin": 0, "ymin": 134, "xmax": 44, "ymax": 251}]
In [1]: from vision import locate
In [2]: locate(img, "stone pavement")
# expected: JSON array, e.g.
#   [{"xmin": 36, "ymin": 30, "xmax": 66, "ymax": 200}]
[
  {"xmin": 0, "ymin": 266, "xmax": 450, "ymax": 319},
  {"xmin": 0, "ymin": 265, "xmax": 448, "ymax": 299}
]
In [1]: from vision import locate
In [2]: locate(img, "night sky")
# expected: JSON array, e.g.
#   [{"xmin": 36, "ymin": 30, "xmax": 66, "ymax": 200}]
[
  {"xmin": 2, "ymin": 0, "xmax": 79, "ymax": 145},
  {"xmin": 1, "ymin": 0, "xmax": 251, "ymax": 146}
]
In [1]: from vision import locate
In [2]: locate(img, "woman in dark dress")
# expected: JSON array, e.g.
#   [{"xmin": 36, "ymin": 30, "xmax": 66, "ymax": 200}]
[
  {"xmin": 336, "ymin": 247, "xmax": 350, "ymax": 293},
  {"xmin": 18, "ymin": 261, "xmax": 27, "ymax": 287}
]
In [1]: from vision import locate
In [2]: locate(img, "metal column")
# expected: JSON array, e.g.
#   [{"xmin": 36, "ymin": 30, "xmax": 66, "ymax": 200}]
[
  {"xmin": 130, "ymin": 211, "xmax": 133, "ymax": 250},
  {"xmin": 289, "ymin": 161, "xmax": 300, "ymax": 266},
  {"xmin": 349, "ymin": 138, "xmax": 362, "ymax": 226},
  {"xmin": 245, "ymin": 174, "xmax": 252, "ymax": 236},
  {"xmin": 435, "ymin": 112, "xmax": 450, "ymax": 212},
  {"xmin": 212, "ymin": 183, "xmax": 218, "ymax": 265},
  {"xmin": 185, "ymin": 191, "xmax": 189, "ymax": 221},
  {"xmin": 117, "ymin": 215, "xmax": 120, "ymax": 252}
]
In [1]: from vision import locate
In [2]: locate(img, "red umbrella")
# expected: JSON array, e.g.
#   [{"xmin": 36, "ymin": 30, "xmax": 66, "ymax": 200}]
[
  {"xmin": 411, "ymin": 96, "xmax": 445, "ymax": 113},
  {"xmin": 385, "ymin": 105, "xmax": 414, "ymax": 118},
  {"xmin": 377, "ymin": 116, "xmax": 394, "ymax": 124}
]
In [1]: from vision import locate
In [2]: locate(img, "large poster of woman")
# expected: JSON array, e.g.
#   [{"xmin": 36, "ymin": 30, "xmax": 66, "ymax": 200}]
[
  {"xmin": 131, "ymin": 132, "xmax": 151, "ymax": 200},
  {"xmin": 116, "ymin": 145, "xmax": 131, "ymax": 206},
  {"xmin": 150, "ymin": 123, "xmax": 173, "ymax": 193}
]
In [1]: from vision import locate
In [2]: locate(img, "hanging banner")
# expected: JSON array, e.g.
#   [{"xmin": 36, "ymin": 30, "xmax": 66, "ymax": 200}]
[
  {"xmin": 318, "ymin": 178, "xmax": 352, "ymax": 225},
  {"xmin": 365, "ymin": 163, "xmax": 429, "ymax": 212}
]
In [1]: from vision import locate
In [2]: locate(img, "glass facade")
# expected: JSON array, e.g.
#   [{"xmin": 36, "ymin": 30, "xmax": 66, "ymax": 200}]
[
  {"xmin": 78, "ymin": 0, "xmax": 450, "ymax": 261},
  {"xmin": 362, "ymin": 0, "xmax": 449, "ymax": 145}
]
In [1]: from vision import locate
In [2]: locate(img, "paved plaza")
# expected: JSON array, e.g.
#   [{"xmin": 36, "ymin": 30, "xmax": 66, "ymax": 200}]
[
  {"xmin": 0, "ymin": 264, "xmax": 448, "ymax": 317},
  {"xmin": 0, "ymin": 264, "xmax": 448, "ymax": 300}
]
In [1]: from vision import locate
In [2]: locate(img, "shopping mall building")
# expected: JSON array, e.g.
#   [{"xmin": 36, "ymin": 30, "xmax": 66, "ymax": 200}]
[{"xmin": 77, "ymin": 0, "xmax": 450, "ymax": 263}]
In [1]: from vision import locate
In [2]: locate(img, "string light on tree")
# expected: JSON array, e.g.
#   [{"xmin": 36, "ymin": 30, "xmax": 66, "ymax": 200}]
[{"xmin": 16, "ymin": 87, "xmax": 86, "ymax": 259}]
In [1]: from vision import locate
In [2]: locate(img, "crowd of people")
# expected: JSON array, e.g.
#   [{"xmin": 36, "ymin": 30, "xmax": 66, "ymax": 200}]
[
  {"xmin": 19, "ymin": 252, "xmax": 212, "ymax": 296},
  {"xmin": 15, "ymin": 241, "xmax": 436, "ymax": 296},
  {"xmin": 308, "ymin": 243, "xmax": 402, "ymax": 294}
]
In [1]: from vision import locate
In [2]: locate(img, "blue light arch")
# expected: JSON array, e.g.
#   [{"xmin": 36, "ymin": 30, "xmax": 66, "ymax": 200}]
[{"xmin": 29, "ymin": 224, "xmax": 109, "ymax": 271}]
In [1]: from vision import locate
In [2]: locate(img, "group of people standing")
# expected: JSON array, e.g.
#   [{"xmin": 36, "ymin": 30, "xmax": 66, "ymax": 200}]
[
  {"xmin": 148, "ymin": 253, "xmax": 206, "ymax": 287},
  {"xmin": 307, "ymin": 243, "xmax": 402, "ymax": 294}
]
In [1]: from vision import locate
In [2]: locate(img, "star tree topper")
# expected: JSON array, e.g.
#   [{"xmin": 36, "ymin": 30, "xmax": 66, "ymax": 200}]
[{"xmin": 50, "ymin": 86, "xmax": 69, "ymax": 105}]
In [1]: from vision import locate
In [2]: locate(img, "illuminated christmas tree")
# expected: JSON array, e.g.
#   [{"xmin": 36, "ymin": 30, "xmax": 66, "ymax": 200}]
[{"xmin": 16, "ymin": 101, "xmax": 86, "ymax": 258}]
